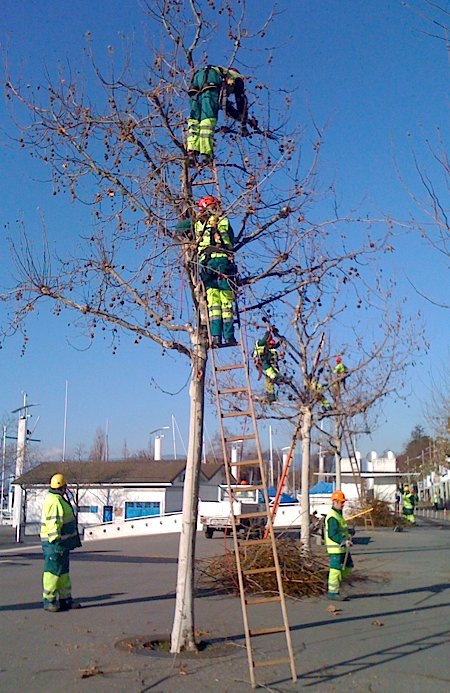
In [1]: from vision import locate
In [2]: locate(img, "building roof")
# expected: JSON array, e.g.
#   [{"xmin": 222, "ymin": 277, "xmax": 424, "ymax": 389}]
[{"xmin": 14, "ymin": 460, "xmax": 225, "ymax": 487}]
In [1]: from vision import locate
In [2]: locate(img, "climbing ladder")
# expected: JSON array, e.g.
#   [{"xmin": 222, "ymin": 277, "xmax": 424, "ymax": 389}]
[
  {"xmin": 207, "ymin": 314, "xmax": 297, "ymax": 688},
  {"xmin": 183, "ymin": 157, "xmax": 296, "ymax": 686},
  {"xmin": 341, "ymin": 419, "xmax": 375, "ymax": 530}
]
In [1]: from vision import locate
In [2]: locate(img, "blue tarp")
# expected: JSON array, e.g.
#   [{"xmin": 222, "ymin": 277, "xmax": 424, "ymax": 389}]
[
  {"xmin": 309, "ymin": 481, "xmax": 333, "ymax": 495},
  {"xmin": 266, "ymin": 487, "xmax": 297, "ymax": 504}
]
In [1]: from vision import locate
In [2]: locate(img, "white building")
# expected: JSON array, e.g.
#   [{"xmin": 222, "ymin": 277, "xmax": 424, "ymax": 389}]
[
  {"xmin": 14, "ymin": 459, "xmax": 228, "ymax": 535},
  {"xmin": 341, "ymin": 450, "xmax": 399, "ymax": 508}
]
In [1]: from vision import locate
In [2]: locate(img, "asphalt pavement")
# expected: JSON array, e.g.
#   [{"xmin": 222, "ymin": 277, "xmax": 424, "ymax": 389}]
[{"xmin": 0, "ymin": 519, "xmax": 449, "ymax": 692}]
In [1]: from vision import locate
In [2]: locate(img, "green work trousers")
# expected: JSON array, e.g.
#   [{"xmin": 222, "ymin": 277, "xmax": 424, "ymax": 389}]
[
  {"xmin": 327, "ymin": 552, "xmax": 353, "ymax": 594},
  {"xmin": 200, "ymin": 256, "xmax": 235, "ymax": 340},
  {"xmin": 188, "ymin": 88, "xmax": 220, "ymax": 156},
  {"xmin": 42, "ymin": 542, "xmax": 72, "ymax": 608}
]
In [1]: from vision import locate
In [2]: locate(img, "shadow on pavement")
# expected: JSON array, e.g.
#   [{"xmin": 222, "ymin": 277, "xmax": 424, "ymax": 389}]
[
  {"xmin": 350, "ymin": 581, "xmax": 449, "ymax": 602},
  {"xmin": 1, "ymin": 551, "xmax": 178, "ymax": 565},
  {"xmin": 299, "ymin": 627, "xmax": 450, "ymax": 686}
]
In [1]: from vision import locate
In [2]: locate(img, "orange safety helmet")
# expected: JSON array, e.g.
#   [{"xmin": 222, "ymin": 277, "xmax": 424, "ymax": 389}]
[
  {"xmin": 197, "ymin": 195, "xmax": 219, "ymax": 213},
  {"xmin": 331, "ymin": 490, "xmax": 346, "ymax": 502}
]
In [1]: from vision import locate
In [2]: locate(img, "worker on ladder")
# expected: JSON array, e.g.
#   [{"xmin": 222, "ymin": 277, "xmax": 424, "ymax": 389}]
[
  {"xmin": 196, "ymin": 195, "xmax": 238, "ymax": 347},
  {"xmin": 324, "ymin": 490, "xmax": 353, "ymax": 601},
  {"xmin": 331, "ymin": 355, "xmax": 348, "ymax": 397},
  {"xmin": 187, "ymin": 65, "xmax": 249, "ymax": 166},
  {"xmin": 253, "ymin": 329, "xmax": 283, "ymax": 404}
]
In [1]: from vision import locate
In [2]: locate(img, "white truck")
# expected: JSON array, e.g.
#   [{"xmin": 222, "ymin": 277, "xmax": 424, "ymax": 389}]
[{"xmin": 199, "ymin": 485, "xmax": 265, "ymax": 539}]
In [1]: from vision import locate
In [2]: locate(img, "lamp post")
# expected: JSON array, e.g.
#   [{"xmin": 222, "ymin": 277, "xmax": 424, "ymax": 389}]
[{"xmin": 150, "ymin": 426, "xmax": 170, "ymax": 461}]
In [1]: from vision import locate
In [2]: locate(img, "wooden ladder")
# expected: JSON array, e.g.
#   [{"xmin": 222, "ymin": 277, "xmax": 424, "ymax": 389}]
[{"xmin": 208, "ymin": 316, "xmax": 297, "ymax": 688}]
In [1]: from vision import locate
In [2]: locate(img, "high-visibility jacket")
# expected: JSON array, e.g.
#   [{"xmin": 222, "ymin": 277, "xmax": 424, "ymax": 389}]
[
  {"xmin": 195, "ymin": 217, "xmax": 234, "ymax": 262},
  {"xmin": 402, "ymin": 491, "xmax": 414, "ymax": 513},
  {"xmin": 40, "ymin": 490, "xmax": 80, "ymax": 550},
  {"xmin": 333, "ymin": 362, "xmax": 346, "ymax": 375},
  {"xmin": 324, "ymin": 508, "xmax": 349, "ymax": 555}
]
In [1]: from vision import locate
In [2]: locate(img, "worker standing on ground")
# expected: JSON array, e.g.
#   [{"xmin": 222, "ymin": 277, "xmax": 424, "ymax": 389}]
[
  {"xmin": 401, "ymin": 484, "xmax": 416, "ymax": 524},
  {"xmin": 40, "ymin": 473, "xmax": 82, "ymax": 612},
  {"xmin": 324, "ymin": 490, "xmax": 353, "ymax": 601},
  {"xmin": 196, "ymin": 196, "xmax": 237, "ymax": 347},
  {"xmin": 187, "ymin": 65, "xmax": 248, "ymax": 166},
  {"xmin": 253, "ymin": 329, "xmax": 282, "ymax": 404}
]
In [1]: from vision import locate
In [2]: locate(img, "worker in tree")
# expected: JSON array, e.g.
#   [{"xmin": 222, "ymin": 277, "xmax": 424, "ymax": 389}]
[
  {"xmin": 196, "ymin": 195, "xmax": 237, "ymax": 347},
  {"xmin": 187, "ymin": 65, "xmax": 249, "ymax": 166},
  {"xmin": 401, "ymin": 484, "xmax": 416, "ymax": 524},
  {"xmin": 331, "ymin": 355, "xmax": 348, "ymax": 399},
  {"xmin": 324, "ymin": 490, "xmax": 353, "ymax": 601},
  {"xmin": 40, "ymin": 473, "xmax": 82, "ymax": 612},
  {"xmin": 311, "ymin": 380, "xmax": 331, "ymax": 412},
  {"xmin": 253, "ymin": 329, "xmax": 282, "ymax": 404}
]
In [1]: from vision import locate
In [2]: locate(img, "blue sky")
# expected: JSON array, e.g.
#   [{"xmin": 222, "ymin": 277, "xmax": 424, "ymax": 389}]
[{"xmin": 0, "ymin": 0, "xmax": 448, "ymax": 462}]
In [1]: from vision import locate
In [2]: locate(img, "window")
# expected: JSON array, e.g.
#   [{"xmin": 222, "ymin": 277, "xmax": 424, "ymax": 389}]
[
  {"xmin": 124, "ymin": 501, "xmax": 161, "ymax": 520},
  {"xmin": 78, "ymin": 506, "xmax": 99, "ymax": 513}
]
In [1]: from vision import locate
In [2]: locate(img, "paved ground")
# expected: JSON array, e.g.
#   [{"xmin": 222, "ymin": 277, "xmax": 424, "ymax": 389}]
[{"xmin": 0, "ymin": 518, "xmax": 449, "ymax": 692}]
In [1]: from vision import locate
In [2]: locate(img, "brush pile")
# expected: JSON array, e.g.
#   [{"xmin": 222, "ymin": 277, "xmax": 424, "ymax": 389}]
[
  {"xmin": 197, "ymin": 539, "xmax": 329, "ymax": 598},
  {"xmin": 353, "ymin": 499, "xmax": 404, "ymax": 527}
]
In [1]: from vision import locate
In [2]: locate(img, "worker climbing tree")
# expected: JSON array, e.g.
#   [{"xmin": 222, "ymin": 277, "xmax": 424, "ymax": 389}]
[
  {"xmin": 195, "ymin": 195, "xmax": 238, "ymax": 347},
  {"xmin": 187, "ymin": 65, "xmax": 249, "ymax": 166}
]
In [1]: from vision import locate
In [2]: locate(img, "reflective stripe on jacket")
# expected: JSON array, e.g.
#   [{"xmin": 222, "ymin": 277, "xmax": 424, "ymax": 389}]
[
  {"xmin": 40, "ymin": 490, "xmax": 79, "ymax": 550},
  {"xmin": 324, "ymin": 507, "xmax": 348, "ymax": 555},
  {"xmin": 195, "ymin": 217, "xmax": 233, "ymax": 260},
  {"xmin": 402, "ymin": 492, "xmax": 414, "ymax": 511}
]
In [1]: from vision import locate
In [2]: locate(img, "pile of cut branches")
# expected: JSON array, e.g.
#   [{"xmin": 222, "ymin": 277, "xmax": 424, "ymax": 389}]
[
  {"xmin": 197, "ymin": 539, "xmax": 329, "ymax": 598},
  {"xmin": 353, "ymin": 499, "xmax": 404, "ymax": 528}
]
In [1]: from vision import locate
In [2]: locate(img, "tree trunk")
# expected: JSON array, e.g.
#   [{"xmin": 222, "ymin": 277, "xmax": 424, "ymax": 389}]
[
  {"xmin": 170, "ymin": 336, "xmax": 207, "ymax": 653},
  {"xmin": 300, "ymin": 408, "xmax": 312, "ymax": 549},
  {"xmin": 334, "ymin": 416, "xmax": 341, "ymax": 490}
]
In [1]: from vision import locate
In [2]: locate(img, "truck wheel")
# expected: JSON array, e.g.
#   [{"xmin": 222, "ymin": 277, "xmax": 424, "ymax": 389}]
[{"xmin": 204, "ymin": 527, "xmax": 214, "ymax": 539}]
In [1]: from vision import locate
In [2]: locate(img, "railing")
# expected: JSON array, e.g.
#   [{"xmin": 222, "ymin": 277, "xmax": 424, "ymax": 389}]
[
  {"xmin": 83, "ymin": 511, "xmax": 197, "ymax": 541},
  {"xmin": 415, "ymin": 507, "xmax": 449, "ymax": 521}
]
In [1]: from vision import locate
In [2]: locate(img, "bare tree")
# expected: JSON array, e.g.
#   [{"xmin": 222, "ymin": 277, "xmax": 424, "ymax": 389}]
[
  {"xmin": 0, "ymin": 0, "xmax": 402, "ymax": 649},
  {"xmin": 253, "ymin": 235, "xmax": 423, "ymax": 550},
  {"xmin": 89, "ymin": 427, "xmax": 107, "ymax": 462}
]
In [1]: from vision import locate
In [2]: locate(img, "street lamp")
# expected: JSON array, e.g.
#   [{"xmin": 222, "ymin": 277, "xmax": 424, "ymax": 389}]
[{"xmin": 150, "ymin": 426, "xmax": 170, "ymax": 461}]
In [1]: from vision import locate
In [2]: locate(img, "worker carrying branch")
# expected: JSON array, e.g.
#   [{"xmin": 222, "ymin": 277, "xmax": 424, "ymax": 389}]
[
  {"xmin": 187, "ymin": 65, "xmax": 249, "ymax": 166},
  {"xmin": 253, "ymin": 329, "xmax": 284, "ymax": 404},
  {"xmin": 196, "ymin": 195, "xmax": 237, "ymax": 347},
  {"xmin": 324, "ymin": 490, "xmax": 354, "ymax": 601}
]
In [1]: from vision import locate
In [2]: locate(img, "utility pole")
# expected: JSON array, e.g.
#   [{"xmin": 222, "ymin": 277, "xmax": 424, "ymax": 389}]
[
  {"xmin": 318, "ymin": 419, "xmax": 325, "ymax": 482},
  {"xmin": 11, "ymin": 393, "xmax": 40, "ymax": 543},
  {"xmin": 269, "ymin": 425, "xmax": 274, "ymax": 487},
  {"xmin": 334, "ymin": 416, "xmax": 341, "ymax": 490}
]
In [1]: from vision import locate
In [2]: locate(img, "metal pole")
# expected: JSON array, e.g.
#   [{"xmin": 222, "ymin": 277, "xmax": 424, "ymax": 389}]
[
  {"xmin": 269, "ymin": 425, "xmax": 274, "ymax": 487},
  {"xmin": 62, "ymin": 379, "xmax": 68, "ymax": 462},
  {"xmin": 334, "ymin": 417, "xmax": 341, "ymax": 490},
  {"xmin": 13, "ymin": 406, "xmax": 27, "ymax": 543},
  {"xmin": 0, "ymin": 426, "xmax": 6, "ymax": 525},
  {"xmin": 318, "ymin": 419, "xmax": 324, "ymax": 482},
  {"xmin": 105, "ymin": 419, "xmax": 109, "ymax": 462},
  {"xmin": 172, "ymin": 414, "xmax": 177, "ymax": 460}
]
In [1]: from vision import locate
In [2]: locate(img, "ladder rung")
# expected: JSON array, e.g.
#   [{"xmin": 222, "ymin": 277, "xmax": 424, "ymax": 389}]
[
  {"xmin": 215, "ymin": 363, "xmax": 244, "ymax": 372},
  {"xmin": 239, "ymin": 538, "xmax": 271, "ymax": 547},
  {"xmin": 225, "ymin": 434, "xmax": 255, "ymax": 443},
  {"xmin": 239, "ymin": 511, "xmax": 268, "ymax": 520},
  {"xmin": 191, "ymin": 178, "xmax": 217, "ymax": 185},
  {"xmin": 227, "ymin": 484, "xmax": 264, "ymax": 492},
  {"xmin": 254, "ymin": 656, "xmax": 292, "ymax": 668},
  {"xmin": 222, "ymin": 410, "xmax": 252, "ymax": 418},
  {"xmin": 218, "ymin": 387, "xmax": 248, "ymax": 395},
  {"xmin": 232, "ymin": 460, "xmax": 260, "ymax": 468},
  {"xmin": 246, "ymin": 596, "xmax": 281, "ymax": 605},
  {"xmin": 244, "ymin": 566, "xmax": 276, "ymax": 576},
  {"xmin": 249, "ymin": 626, "xmax": 286, "ymax": 637}
]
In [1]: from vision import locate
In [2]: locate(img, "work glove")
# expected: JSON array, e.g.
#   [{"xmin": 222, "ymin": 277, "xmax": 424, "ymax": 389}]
[{"xmin": 344, "ymin": 538, "xmax": 353, "ymax": 548}]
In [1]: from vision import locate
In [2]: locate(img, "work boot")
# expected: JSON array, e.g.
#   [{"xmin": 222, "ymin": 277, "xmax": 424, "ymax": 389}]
[
  {"xmin": 326, "ymin": 592, "xmax": 348, "ymax": 602},
  {"xmin": 44, "ymin": 602, "xmax": 60, "ymax": 612},
  {"xmin": 200, "ymin": 154, "xmax": 212, "ymax": 166},
  {"xmin": 211, "ymin": 336, "xmax": 221, "ymax": 348},
  {"xmin": 223, "ymin": 337, "xmax": 238, "ymax": 347}
]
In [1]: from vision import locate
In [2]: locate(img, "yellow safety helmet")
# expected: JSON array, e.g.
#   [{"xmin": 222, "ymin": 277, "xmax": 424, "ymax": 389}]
[{"xmin": 50, "ymin": 473, "xmax": 66, "ymax": 489}]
